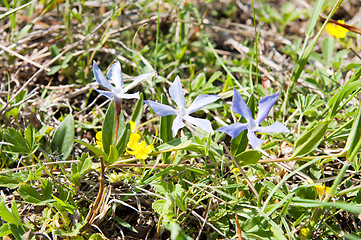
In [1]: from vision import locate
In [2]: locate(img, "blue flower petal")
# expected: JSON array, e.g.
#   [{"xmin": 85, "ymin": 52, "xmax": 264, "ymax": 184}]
[
  {"xmin": 232, "ymin": 87, "xmax": 253, "ymax": 121},
  {"xmin": 106, "ymin": 60, "xmax": 123, "ymax": 90},
  {"xmin": 255, "ymin": 92, "xmax": 280, "ymax": 124},
  {"xmin": 187, "ymin": 94, "xmax": 220, "ymax": 114},
  {"xmin": 247, "ymin": 130, "xmax": 264, "ymax": 149},
  {"xmin": 183, "ymin": 115, "xmax": 214, "ymax": 134},
  {"xmin": 172, "ymin": 115, "xmax": 186, "ymax": 137},
  {"xmin": 93, "ymin": 61, "xmax": 114, "ymax": 91},
  {"xmin": 119, "ymin": 92, "xmax": 140, "ymax": 99},
  {"xmin": 169, "ymin": 76, "xmax": 186, "ymax": 109},
  {"xmin": 256, "ymin": 121, "xmax": 290, "ymax": 133},
  {"xmin": 93, "ymin": 88, "xmax": 116, "ymax": 99},
  {"xmin": 143, "ymin": 100, "xmax": 177, "ymax": 116},
  {"xmin": 216, "ymin": 122, "xmax": 248, "ymax": 138}
]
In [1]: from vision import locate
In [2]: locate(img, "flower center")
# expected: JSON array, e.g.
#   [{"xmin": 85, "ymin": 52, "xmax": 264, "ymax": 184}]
[
  {"xmin": 178, "ymin": 107, "xmax": 187, "ymax": 117},
  {"xmin": 248, "ymin": 119, "xmax": 258, "ymax": 131}
]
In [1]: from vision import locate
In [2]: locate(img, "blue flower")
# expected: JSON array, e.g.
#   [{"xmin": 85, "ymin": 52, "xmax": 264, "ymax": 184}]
[
  {"xmin": 217, "ymin": 87, "xmax": 290, "ymax": 149},
  {"xmin": 93, "ymin": 60, "xmax": 154, "ymax": 113},
  {"xmin": 143, "ymin": 76, "xmax": 220, "ymax": 137}
]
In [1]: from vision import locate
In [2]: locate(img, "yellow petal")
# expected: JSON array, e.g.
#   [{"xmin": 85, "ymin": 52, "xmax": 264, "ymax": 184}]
[
  {"xmin": 128, "ymin": 141, "xmax": 140, "ymax": 151},
  {"xmin": 130, "ymin": 121, "xmax": 136, "ymax": 132},
  {"xmin": 130, "ymin": 133, "xmax": 141, "ymax": 142},
  {"xmin": 326, "ymin": 20, "xmax": 348, "ymax": 38},
  {"xmin": 96, "ymin": 131, "xmax": 102, "ymax": 141},
  {"xmin": 144, "ymin": 144, "xmax": 153, "ymax": 154}
]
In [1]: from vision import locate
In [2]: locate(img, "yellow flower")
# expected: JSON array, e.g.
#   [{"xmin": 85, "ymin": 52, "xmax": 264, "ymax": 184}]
[
  {"xmin": 128, "ymin": 133, "xmax": 141, "ymax": 147},
  {"xmin": 127, "ymin": 141, "xmax": 153, "ymax": 160},
  {"xmin": 326, "ymin": 20, "xmax": 348, "ymax": 38},
  {"xmin": 315, "ymin": 184, "xmax": 330, "ymax": 198},
  {"xmin": 96, "ymin": 131, "xmax": 102, "ymax": 148}
]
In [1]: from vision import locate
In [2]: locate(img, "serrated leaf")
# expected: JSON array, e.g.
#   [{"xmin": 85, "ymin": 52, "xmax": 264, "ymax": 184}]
[
  {"xmin": 0, "ymin": 172, "xmax": 29, "ymax": 189},
  {"xmin": 18, "ymin": 185, "xmax": 43, "ymax": 204},
  {"xmin": 293, "ymin": 120, "xmax": 329, "ymax": 157},
  {"xmin": 41, "ymin": 179, "xmax": 53, "ymax": 200},
  {"xmin": 4, "ymin": 128, "xmax": 32, "ymax": 155},
  {"xmin": 152, "ymin": 199, "xmax": 172, "ymax": 215},
  {"xmin": 51, "ymin": 114, "xmax": 75, "ymax": 159},
  {"xmin": 235, "ymin": 150, "xmax": 262, "ymax": 167},
  {"xmin": 71, "ymin": 153, "xmax": 93, "ymax": 183}
]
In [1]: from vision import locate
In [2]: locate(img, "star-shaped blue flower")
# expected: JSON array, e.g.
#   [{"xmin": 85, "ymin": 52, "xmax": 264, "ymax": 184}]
[
  {"xmin": 143, "ymin": 76, "xmax": 220, "ymax": 137},
  {"xmin": 217, "ymin": 87, "xmax": 290, "ymax": 149},
  {"xmin": 93, "ymin": 60, "xmax": 154, "ymax": 113}
]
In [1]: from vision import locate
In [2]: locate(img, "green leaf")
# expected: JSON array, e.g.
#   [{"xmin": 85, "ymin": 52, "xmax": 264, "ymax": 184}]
[
  {"xmin": 230, "ymin": 130, "xmax": 248, "ymax": 157},
  {"xmin": 41, "ymin": 178, "xmax": 53, "ymax": 200},
  {"xmin": 102, "ymin": 99, "xmax": 125, "ymax": 154},
  {"xmin": 115, "ymin": 122, "xmax": 131, "ymax": 156},
  {"xmin": 159, "ymin": 94, "xmax": 174, "ymax": 144},
  {"xmin": 0, "ymin": 224, "xmax": 11, "ymax": 237},
  {"xmin": 327, "ymin": 68, "xmax": 361, "ymax": 119},
  {"xmin": 130, "ymin": 93, "xmax": 144, "ymax": 123},
  {"xmin": 51, "ymin": 114, "xmax": 75, "ymax": 159},
  {"xmin": 47, "ymin": 65, "xmax": 62, "ymax": 75},
  {"xmin": 152, "ymin": 199, "xmax": 172, "ymax": 215},
  {"xmin": 18, "ymin": 185, "xmax": 44, "ymax": 204},
  {"xmin": 105, "ymin": 145, "xmax": 119, "ymax": 165},
  {"xmin": 52, "ymin": 195, "xmax": 75, "ymax": 214},
  {"xmin": 0, "ymin": 200, "xmax": 22, "ymax": 226},
  {"xmin": 114, "ymin": 216, "xmax": 138, "ymax": 233},
  {"xmin": 0, "ymin": 172, "xmax": 29, "ymax": 189},
  {"xmin": 71, "ymin": 153, "xmax": 93, "ymax": 182},
  {"xmin": 4, "ymin": 128, "xmax": 32, "ymax": 155},
  {"xmin": 293, "ymin": 120, "xmax": 329, "ymax": 157},
  {"xmin": 235, "ymin": 150, "xmax": 262, "ymax": 167},
  {"xmin": 292, "ymin": 198, "xmax": 361, "ymax": 214},
  {"xmin": 154, "ymin": 136, "xmax": 191, "ymax": 153},
  {"xmin": 72, "ymin": 139, "xmax": 106, "ymax": 158},
  {"xmin": 24, "ymin": 125, "xmax": 35, "ymax": 150},
  {"xmin": 346, "ymin": 102, "xmax": 361, "ymax": 162},
  {"xmin": 321, "ymin": 37, "xmax": 334, "ymax": 67}
]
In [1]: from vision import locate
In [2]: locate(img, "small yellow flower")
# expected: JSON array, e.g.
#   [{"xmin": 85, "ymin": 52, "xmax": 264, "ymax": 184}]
[
  {"xmin": 96, "ymin": 131, "xmax": 102, "ymax": 148},
  {"xmin": 127, "ymin": 141, "xmax": 153, "ymax": 160},
  {"xmin": 128, "ymin": 133, "xmax": 141, "ymax": 147},
  {"xmin": 326, "ymin": 20, "xmax": 348, "ymax": 38},
  {"xmin": 315, "ymin": 184, "xmax": 331, "ymax": 198}
]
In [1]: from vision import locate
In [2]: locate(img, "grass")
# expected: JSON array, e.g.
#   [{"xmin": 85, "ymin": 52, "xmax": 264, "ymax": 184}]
[{"xmin": 1, "ymin": 0, "xmax": 361, "ymax": 239}]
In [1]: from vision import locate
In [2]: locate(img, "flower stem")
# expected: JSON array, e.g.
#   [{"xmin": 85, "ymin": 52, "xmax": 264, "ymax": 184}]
[{"xmin": 114, "ymin": 113, "xmax": 120, "ymax": 146}]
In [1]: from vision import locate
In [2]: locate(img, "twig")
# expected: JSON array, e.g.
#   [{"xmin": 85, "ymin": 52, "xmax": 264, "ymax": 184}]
[
  {"xmin": 0, "ymin": 160, "xmax": 80, "ymax": 174},
  {"xmin": 85, "ymin": 156, "xmax": 106, "ymax": 224},
  {"xmin": 195, "ymin": 198, "xmax": 212, "ymax": 240},
  {"xmin": 221, "ymin": 142, "xmax": 260, "ymax": 200}
]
